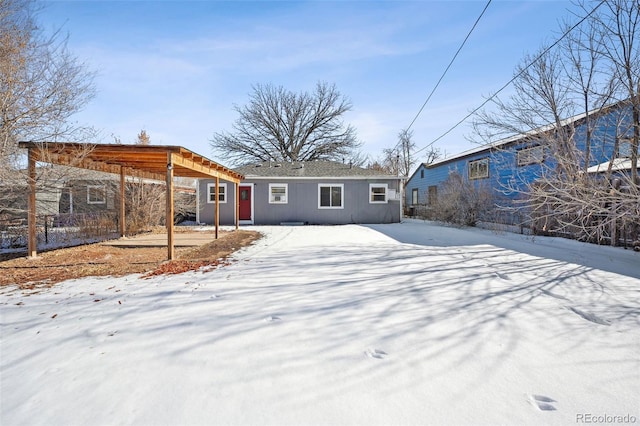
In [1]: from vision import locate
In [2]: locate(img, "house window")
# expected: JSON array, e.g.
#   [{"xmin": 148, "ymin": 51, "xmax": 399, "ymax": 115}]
[
  {"xmin": 517, "ymin": 145, "xmax": 544, "ymax": 166},
  {"xmin": 207, "ymin": 183, "xmax": 227, "ymax": 203},
  {"xmin": 269, "ymin": 184, "xmax": 288, "ymax": 204},
  {"xmin": 427, "ymin": 185, "xmax": 438, "ymax": 205},
  {"xmin": 411, "ymin": 188, "xmax": 418, "ymax": 205},
  {"xmin": 469, "ymin": 158, "xmax": 489, "ymax": 180},
  {"xmin": 318, "ymin": 184, "xmax": 343, "ymax": 209},
  {"xmin": 617, "ymin": 139, "xmax": 633, "ymax": 158},
  {"xmin": 87, "ymin": 185, "xmax": 106, "ymax": 204},
  {"xmin": 420, "ymin": 170, "xmax": 424, "ymax": 179},
  {"xmin": 369, "ymin": 184, "xmax": 388, "ymax": 203}
]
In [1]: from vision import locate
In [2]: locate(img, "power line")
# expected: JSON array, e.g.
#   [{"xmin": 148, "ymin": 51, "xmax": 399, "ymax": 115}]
[
  {"xmin": 413, "ymin": 0, "xmax": 607, "ymax": 156},
  {"xmin": 405, "ymin": 0, "xmax": 492, "ymax": 134}
]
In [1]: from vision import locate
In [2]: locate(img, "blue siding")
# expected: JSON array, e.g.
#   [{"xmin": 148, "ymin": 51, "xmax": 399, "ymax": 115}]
[{"xmin": 405, "ymin": 102, "xmax": 635, "ymax": 219}]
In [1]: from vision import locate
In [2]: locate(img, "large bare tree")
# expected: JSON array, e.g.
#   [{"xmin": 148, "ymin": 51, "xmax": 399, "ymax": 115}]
[
  {"xmin": 471, "ymin": 0, "xmax": 639, "ymax": 246},
  {"xmin": 211, "ymin": 81, "xmax": 361, "ymax": 165},
  {"xmin": 592, "ymin": 0, "xmax": 640, "ymax": 184},
  {"xmin": 1, "ymin": 0, "xmax": 96, "ymax": 225}
]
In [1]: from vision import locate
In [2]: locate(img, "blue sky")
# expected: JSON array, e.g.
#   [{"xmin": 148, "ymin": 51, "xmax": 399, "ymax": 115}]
[{"xmin": 41, "ymin": 0, "xmax": 576, "ymax": 165}]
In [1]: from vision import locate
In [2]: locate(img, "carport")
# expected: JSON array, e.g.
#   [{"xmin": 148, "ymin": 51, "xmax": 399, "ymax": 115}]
[{"xmin": 19, "ymin": 142, "xmax": 244, "ymax": 260}]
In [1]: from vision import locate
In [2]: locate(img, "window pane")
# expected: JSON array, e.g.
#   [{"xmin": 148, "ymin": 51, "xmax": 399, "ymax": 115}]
[
  {"xmin": 469, "ymin": 159, "xmax": 488, "ymax": 179},
  {"xmin": 208, "ymin": 184, "xmax": 226, "ymax": 203},
  {"xmin": 331, "ymin": 186, "xmax": 342, "ymax": 207},
  {"xmin": 270, "ymin": 185, "xmax": 287, "ymax": 203},
  {"xmin": 371, "ymin": 186, "xmax": 386, "ymax": 202},
  {"xmin": 618, "ymin": 140, "xmax": 632, "ymax": 158},
  {"xmin": 88, "ymin": 186, "xmax": 105, "ymax": 204},
  {"xmin": 320, "ymin": 186, "xmax": 331, "ymax": 206}
]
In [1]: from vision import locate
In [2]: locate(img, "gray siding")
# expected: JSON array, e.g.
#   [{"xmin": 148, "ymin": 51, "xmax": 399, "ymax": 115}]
[
  {"xmin": 198, "ymin": 178, "xmax": 401, "ymax": 225},
  {"xmin": 198, "ymin": 181, "xmax": 239, "ymax": 225}
]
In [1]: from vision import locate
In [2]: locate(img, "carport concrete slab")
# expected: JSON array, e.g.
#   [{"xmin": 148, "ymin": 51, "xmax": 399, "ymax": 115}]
[{"xmin": 104, "ymin": 232, "xmax": 217, "ymax": 248}]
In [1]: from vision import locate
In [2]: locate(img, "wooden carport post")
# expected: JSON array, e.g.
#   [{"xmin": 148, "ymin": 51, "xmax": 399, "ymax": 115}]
[
  {"xmin": 27, "ymin": 148, "xmax": 37, "ymax": 258},
  {"xmin": 119, "ymin": 166, "xmax": 126, "ymax": 237},
  {"xmin": 166, "ymin": 154, "xmax": 175, "ymax": 260}
]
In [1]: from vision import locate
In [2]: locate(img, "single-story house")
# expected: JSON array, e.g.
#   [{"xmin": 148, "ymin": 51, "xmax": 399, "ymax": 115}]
[
  {"xmin": 405, "ymin": 100, "xmax": 638, "ymax": 225},
  {"xmin": 197, "ymin": 160, "xmax": 402, "ymax": 225}
]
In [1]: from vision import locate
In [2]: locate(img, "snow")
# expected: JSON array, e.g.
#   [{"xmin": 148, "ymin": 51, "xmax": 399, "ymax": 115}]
[{"xmin": 1, "ymin": 220, "xmax": 639, "ymax": 425}]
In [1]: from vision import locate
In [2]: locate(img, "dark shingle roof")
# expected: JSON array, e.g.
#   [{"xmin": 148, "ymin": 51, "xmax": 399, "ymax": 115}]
[{"xmin": 235, "ymin": 161, "xmax": 396, "ymax": 178}]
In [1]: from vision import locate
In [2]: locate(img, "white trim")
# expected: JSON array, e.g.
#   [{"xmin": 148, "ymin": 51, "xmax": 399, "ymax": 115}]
[
  {"xmin": 587, "ymin": 158, "xmax": 639, "ymax": 173},
  {"xmin": 87, "ymin": 185, "xmax": 106, "ymax": 205},
  {"xmin": 268, "ymin": 183, "xmax": 288, "ymax": 204},
  {"xmin": 196, "ymin": 182, "xmax": 200, "ymax": 224},
  {"xmin": 369, "ymin": 183, "xmax": 388, "ymax": 204},
  {"xmin": 318, "ymin": 183, "xmax": 344, "ymax": 209},
  {"xmin": 239, "ymin": 183, "xmax": 255, "ymax": 225},
  {"xmin": 207, "ymin": 182, "xmax": 227, "ymax": 203}
]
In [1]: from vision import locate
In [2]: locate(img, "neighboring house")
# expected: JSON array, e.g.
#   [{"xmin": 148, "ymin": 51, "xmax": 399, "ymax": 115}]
[
  {"xmin": 57, "ymin": 174, "xmax": 196, "ymax": 225},
  {"xmin": 197, "ymin": 160, "xmax": 402, "ymax": 225},
  {"xmin": 0, "ymin": 167, "xmax": 196, "ymax": 229},
  {"xmin": 405, "ymin": 101, "xmax": 638, "ymax": 225}
]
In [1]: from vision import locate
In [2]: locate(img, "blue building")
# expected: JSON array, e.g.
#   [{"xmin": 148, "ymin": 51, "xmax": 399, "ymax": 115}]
[{"xmin": 405, "ymin": 101, "xmax": 638, "ymax": 230}]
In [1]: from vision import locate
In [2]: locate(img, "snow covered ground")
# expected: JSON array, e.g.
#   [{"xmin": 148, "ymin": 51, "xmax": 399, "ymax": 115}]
[{"xmin": 1, "ymin": 220, "xmax": 639, "ymax": 425}]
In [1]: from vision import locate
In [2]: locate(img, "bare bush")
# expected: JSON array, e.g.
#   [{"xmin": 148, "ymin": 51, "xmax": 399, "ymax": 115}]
[{"xmin": 429, "ymin": 172, "xmax": 496, "ymax": 227}]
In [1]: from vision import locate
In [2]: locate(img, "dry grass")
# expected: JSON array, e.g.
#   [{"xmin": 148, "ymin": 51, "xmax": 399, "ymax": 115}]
[{"xmin": 0, "ymin": 229, "xmax": 262, "ymax": 289}]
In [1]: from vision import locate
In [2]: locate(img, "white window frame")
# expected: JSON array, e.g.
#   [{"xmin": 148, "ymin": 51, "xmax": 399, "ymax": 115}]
[
  {"xmin": 207, "ymin": 182, "xmax": 227, "ymax": 204},
  {"xmin": 269, "ymin": 183, "xmax": 288, "ymax": 204},
  {"xmin": 369, "ymin": 183, "xmax": 388, "ymax": 204},
  {"xmin": 87, "ymin": 185, "xmax": 106, "ymax": 205},
  {"xmin": 469, "ymin": 158, "xmax": 489, "ymax": 180},
  {"xmin": 517, "ymin": 145, "xmax": 544, "ymax": 166},
  {"xmin": 318, "ymin": 183, "xmax": 344, "ymax": 209}
]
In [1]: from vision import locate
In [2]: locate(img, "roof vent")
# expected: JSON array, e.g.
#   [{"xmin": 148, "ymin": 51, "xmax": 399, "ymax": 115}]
[
  {"xmin": 275, "ymin": 163, "xmax": 282, "ymax": 167},
  {"xmin": 255, "ymin": 163, "xmax": 262, "ymax": 167}
]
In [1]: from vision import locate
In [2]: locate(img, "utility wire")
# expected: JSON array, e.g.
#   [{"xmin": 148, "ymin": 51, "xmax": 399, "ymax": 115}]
[
  {"xmin": 413, "ymin": 0, "xmax": 607, "ymax": 156},
  {"xmin": 404, "ymin": 0, "xmax": 492, "ymax": 135}
]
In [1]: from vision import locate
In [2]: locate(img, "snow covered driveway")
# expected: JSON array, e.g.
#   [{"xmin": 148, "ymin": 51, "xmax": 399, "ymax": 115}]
[{"xmin": 2, "ymin": 221, "xmax": 639, "ymax": 425}]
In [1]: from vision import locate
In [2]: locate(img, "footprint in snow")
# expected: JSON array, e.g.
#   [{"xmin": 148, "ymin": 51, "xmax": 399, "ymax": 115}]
[
  {"xmin": 528, "ymin": 394, "xmax": 557, "ymax": 411},
  {"xmin": 365, "ymin": 348, "xmax": 388, "ymax": 359},
  {"xmin": 494, "ymin": 272, "xmax": 511, "ymax": 281},
  {"xmin": 264, "ymin": 315, "xmax": 281, "ymax": 322}
]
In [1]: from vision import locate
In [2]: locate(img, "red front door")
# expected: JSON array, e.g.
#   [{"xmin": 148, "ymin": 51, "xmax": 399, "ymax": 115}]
[{"xmin": 239, "ymin": 186, "xmax": 252, "ymax": 221}]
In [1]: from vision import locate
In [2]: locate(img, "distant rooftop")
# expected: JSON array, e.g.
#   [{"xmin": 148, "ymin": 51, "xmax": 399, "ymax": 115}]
[{"xmin": 235, "ymin": 160, "xmax": 397, "ymax": 179}]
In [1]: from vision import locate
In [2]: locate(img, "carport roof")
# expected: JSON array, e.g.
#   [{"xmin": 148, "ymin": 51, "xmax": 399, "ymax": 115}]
[{"xmin": 18, "ymin": 142, "xmax": 244, "ymax": 182}]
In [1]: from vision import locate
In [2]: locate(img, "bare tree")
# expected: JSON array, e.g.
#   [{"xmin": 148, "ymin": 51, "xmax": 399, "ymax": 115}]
[
  {"xmin": 211, "ymin": 81, "xmax": 361, "ymax": 165},
  {"xmin": 0, "ymin": 0, "xmax": 96, "ymax": 228},
  {"xmin": 429, "ymin": 171, "xmax": 496, "ymax": 227},
  {"xmin": 379, "ymin": 129, "xmax": 441, "ymax": 176},
  {"xmin": 381, "ymin": 129, "xmax": 415, "ymax": 177},
  {"xmin": 471, "ymin": 0, "xmax": 639, "ymax": 246},
  {"xmin": 590, "ymin": 0, "xmax": 640, "ymax": 184}
]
